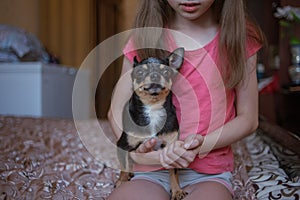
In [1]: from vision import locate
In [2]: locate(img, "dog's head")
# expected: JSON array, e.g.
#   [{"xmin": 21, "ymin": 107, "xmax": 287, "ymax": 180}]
[{"xmin": 131, "ymin": 48, "xmax": 184, "ymax": 104}]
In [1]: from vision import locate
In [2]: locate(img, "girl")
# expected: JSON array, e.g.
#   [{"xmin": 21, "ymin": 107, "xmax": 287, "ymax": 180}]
[{"xmin": 107, "ymin": 0, "xmax": 264, "ymax": 199}]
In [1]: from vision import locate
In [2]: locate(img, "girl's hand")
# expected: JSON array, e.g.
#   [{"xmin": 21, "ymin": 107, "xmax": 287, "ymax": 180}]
[
  {"xmin": 159, "ymin": 134, "xmax": 203, "ymax": 169},
  {"xmin": 159, "ymin": 140, "xmax": 197, "ymax": 169},
  {"xmin": 135, "ymin": 138, "xmax": 157, "ymax": 153},
  {"xmin": 130, "ymin": 134, "xmax": 203, "ymax": 168},
  {"xmin": 183, "ymin": 134, "xmax": 204, "ymax": 150}
]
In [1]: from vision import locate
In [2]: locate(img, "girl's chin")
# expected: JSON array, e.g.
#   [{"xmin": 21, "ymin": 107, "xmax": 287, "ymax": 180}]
[{"xmin": 178, "ymin": 12, "xmax": 203, "ymax": 21}]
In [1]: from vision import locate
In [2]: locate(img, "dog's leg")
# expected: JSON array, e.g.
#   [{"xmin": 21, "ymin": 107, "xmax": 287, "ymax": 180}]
[
  {"xmin": 116, "ymin": 149, "xmax": 132, "ymax": 188},
  {"xmin": 169, "ymin": 169, "xmax": 188, "ymax": 200}
]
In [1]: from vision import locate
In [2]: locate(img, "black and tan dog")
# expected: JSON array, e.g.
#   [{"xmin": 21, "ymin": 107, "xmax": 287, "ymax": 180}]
[{"xmin": 116, "ymin": 48, "xmax": 187, "ymax": 200}]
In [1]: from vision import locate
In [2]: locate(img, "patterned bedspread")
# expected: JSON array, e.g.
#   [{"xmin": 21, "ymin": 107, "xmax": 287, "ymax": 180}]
[
  {"xmin": 0, "ymin": 116, "xmax": 299, "ymax": 199},
  {"xmin": 245, "ymin": 130, "xmax": 300, "ymax": 200}
]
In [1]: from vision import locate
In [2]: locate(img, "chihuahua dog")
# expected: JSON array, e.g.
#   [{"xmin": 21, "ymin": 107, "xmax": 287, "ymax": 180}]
[{"xmin": 116, "ymin": 48, "xmax": 187, "ymax": 200}]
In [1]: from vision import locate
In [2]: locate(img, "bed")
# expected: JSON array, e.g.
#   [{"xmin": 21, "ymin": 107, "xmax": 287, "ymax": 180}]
[{"xmin": 0, "ymin": 115, "xmax": 299, "ymax": 200}]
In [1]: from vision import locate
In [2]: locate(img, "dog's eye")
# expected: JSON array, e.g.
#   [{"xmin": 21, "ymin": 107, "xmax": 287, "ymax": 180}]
[
  {"xmin": 163, "ymin": 69, "xmax": 171, "ymax": 76},
  {"xmin": 136, "ymin": 69, "xmax": 144, "ymax": 77}
]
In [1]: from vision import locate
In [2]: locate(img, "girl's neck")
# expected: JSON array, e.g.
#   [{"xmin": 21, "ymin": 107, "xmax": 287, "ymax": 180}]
[{"xmin": 169, "ymin": 8, "xmax": 219, "ymax": 46}]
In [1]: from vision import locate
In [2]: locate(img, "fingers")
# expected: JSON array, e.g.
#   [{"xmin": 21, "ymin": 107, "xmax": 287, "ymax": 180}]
[
  {"xmin": 159, "ymin": 141, "xmax": 196, "ymax": 169},
  {"xmin": 135, "ymin": 138, "xmax": 157, "ymax": 153},
  {"xmin": 135, "ymin": 135, "xmax": 203, "ymax": 168},
  {"xmin": 183, "ymin": 134, "xmax": 204, "ymax": 150},
  {"xmin": 160, "ymin": 142, "xmax": 185, "ymax": 169}
]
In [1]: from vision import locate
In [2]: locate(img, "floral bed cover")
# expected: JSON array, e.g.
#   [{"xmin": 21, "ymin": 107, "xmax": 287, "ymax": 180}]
[{"xmin": 0, "ymin": 116, "xmax": 299, "ymax": 200}]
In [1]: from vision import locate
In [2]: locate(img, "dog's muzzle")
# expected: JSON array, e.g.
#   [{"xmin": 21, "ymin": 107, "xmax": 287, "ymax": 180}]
[{"xmin": 144, "ymin": 83, "xmax": 166, "ymax": 96}]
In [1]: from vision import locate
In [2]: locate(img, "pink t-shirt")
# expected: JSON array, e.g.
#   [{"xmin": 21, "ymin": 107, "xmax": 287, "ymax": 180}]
[{"xmin": 123, "ymin": 30, "xmax": 261, "ymax": 174}]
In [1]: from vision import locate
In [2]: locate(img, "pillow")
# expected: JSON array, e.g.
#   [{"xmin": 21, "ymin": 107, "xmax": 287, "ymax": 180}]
[{"xmin": 0, "ymin": 24, "xmax": 50, "ymax": 63}]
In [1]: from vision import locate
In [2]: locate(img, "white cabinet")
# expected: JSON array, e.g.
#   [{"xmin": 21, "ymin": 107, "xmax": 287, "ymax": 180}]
[{"xmin": 0, "ymin": 62, "xmax": 91, "ymax": 119}]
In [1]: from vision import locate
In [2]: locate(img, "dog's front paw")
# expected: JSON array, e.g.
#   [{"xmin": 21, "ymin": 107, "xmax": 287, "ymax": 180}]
[
  {"xmin": 114, "ymin": 180, "xmax": 124, "ymax": 188},
  {"xmin": 171, "ymin": 190, "xmax": 188, "ymax": 200},
  {"xmin": 115, "ymin": 172, "xmax": 133, "ymax": 188}
]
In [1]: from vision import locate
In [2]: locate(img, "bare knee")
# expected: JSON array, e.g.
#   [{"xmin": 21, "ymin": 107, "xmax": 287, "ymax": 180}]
[
  {"xmin": 107, "ymin": 180, "xmax": 169, "ymax": 200},
  {"xmin": 183, "ymin": 181, "xmax": 232, "ymax": 200}
]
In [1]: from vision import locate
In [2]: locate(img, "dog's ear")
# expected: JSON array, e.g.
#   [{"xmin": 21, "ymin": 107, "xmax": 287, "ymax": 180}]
[
  {"xmin": 167, "ymin": 48, "xmax": 184, "ymax": 70},
  {"xmin": 133, "ymin": 56, "xmax": 139, "ymax": 67}
]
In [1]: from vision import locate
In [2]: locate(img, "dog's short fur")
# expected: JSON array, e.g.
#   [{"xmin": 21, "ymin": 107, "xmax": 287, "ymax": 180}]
[{"xmin": 116, "ymin": 48, "xmax": 187, "ymax": 200}]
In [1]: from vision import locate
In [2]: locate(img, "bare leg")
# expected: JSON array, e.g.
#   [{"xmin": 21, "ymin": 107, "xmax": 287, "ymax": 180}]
[
  {"xmin": 107, "ymin": 179, "xmax": 169, "ymax": 200},
  {"xmin": 183, "ymin": 181, "xmax": 232, "ymax": 200}
]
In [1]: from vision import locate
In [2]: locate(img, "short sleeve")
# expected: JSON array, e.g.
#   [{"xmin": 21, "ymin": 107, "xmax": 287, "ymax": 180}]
[
  {"xmin": 246, "ymin": 23, "xmax": 263, "ymax": 58},
  {"xmin": 246, "ymin": 37, "xmax": 262, "ymax": 58},
  {"xmin": 123, "ymin": 38, "xmax": 138, "ymax": 63}
]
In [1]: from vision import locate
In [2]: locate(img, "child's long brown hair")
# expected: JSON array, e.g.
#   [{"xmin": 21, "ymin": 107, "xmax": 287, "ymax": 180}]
[{"xmin": 132, "ymin": 0, "xmax": 264, "ymax": 88}]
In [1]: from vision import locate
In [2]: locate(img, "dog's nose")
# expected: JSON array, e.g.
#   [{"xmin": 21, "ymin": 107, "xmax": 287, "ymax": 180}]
[{"xmin": 150, "ymin": 73, "xmax": 161, "ymax": 82}]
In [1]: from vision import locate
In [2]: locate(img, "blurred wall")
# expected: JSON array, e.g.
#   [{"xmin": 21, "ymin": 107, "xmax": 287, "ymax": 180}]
[
  {"xmin": 0, "ymin": 0, "xmax": 138, "ymax": 67},
  {"xmin": 120, "ymin": 0, "xmax": 138, "ymax": 31},
  {"xmin": 0, "ymin": 0, "xmax": 40, "ymax": 36}
]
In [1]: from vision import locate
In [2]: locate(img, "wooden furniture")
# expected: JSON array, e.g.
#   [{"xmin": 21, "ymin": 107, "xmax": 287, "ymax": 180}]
[
  {"xmin": 259, "ymin": 0, "xmax": 300, "ymax": 135},
  {"xmin": 275, "ymin": 89, "xmax": 300, "ymax": 135}
]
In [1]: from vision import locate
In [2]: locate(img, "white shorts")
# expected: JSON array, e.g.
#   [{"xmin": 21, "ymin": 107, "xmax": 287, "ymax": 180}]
[{"xmin": 132, "ymin": 169, "xmax": 233, "ymax": 195}]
